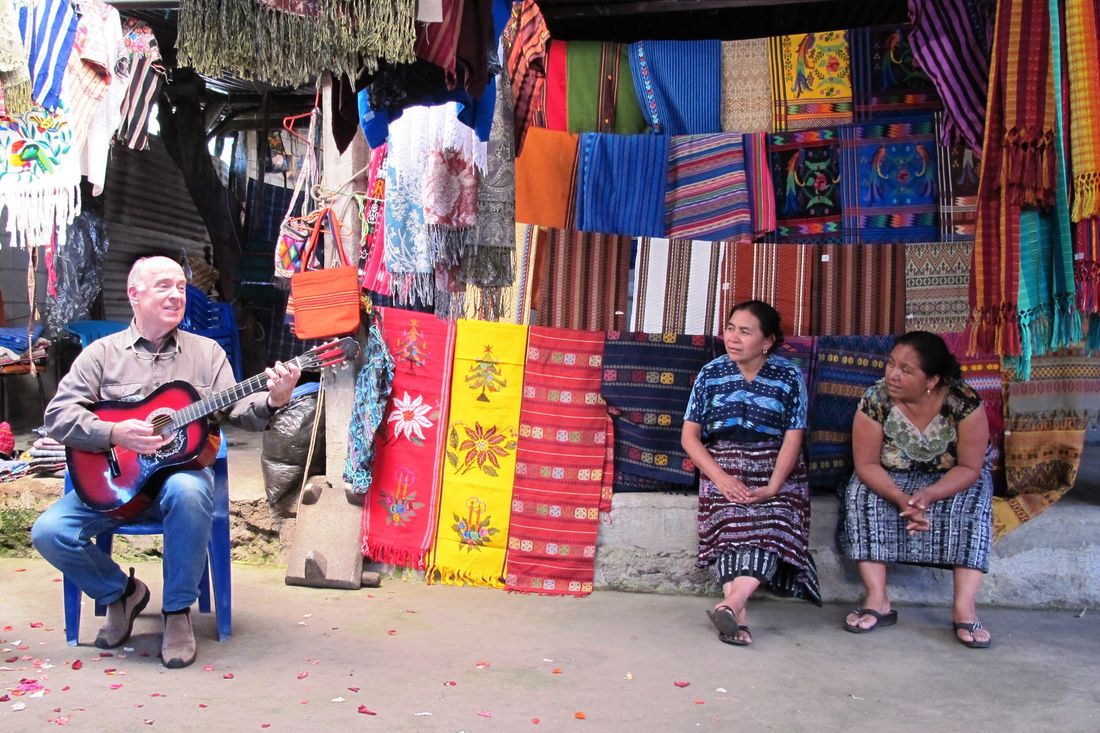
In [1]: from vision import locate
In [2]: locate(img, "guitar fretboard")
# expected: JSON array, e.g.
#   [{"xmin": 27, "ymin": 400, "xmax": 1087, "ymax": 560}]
[{"xmin": 169, "ymin": 354, "xmax": 308, "ymax": 430}]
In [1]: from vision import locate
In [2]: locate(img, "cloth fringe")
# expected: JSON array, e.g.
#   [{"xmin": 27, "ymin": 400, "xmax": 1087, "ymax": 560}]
[
  {"xmin": 426, "ymin": 564, "xmax": 504, "ymax": 588},
  {"xmin": 1051, "ymin": 293, "xmax": 1083, "ymax": 351},
  {"xmin": 364, "ymin": 541, "xmax": 424, "ymax": 570},
  {"xmin": 1, "ymin": 184, "xmax": 80, "ymax": 250},
  {"xmin": 390, "ymin": 272, "xmax": 434, "ymax": 307},
  {"xmin": 1015, "ymin": 305, "xmax": 1051, "ymax": 381},
  {"xmin": 434, "ymin": 286, "xmax": 466, "ymax": 321},
  {"xmin": 1, "ymin": 80, "xmax": 31, "ymax": 116},
  {"xmin": 968, "ymin": 304, "xmax": 1021, "ymax": 357},
  {"xmin": 427, "ymin": 225, "xmax": 474, "ymax": 267},
  {"xmin": 1072, "ymin": 173, "xmax": 1100, "ymax": 221},
  {"xmin": 1002, "ymin": 126, "xmax": 1056, "ymax": 209},
  {"xmin": 177, "ymin": 0, "xmax": 417, "ymax": 86},
  {"xmin": 466, "ymin": 286, "xmax": 509, "ymax": 321},
  {"xmin": 459, "ymin": 246, "xmax": 515, "ymax": 288}
]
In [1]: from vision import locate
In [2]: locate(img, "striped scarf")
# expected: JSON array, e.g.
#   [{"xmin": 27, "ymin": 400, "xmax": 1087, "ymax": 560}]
[
  {"xmin": 631, "ymin": 238, "xmax": 723, "ymax": 335},
  {"xmin": 970, "ymin": 0, "xmax": 1023, "ymax": 356},
  {"xmin": 907, "ymin": 0, "xmax": 991, "ymax": 156},
  {"xmin": 664, "ymin": 133, "xmax": 751, "ymax": 241},
  {"xmin": 534, "ymin": 227, "xmax": 631, "ymax": 331},
  {"xmin": 717, "ymin": 241, "xmax": 815, "ymax": 337},
  {"xmin": 743, "ymin": 132, "xmax": 776, "ymax": 237},
  {"xmin": 812, "ymin": 243, "xmax": 907, "ymax": 336},
  {"xmin": 16, "ymin": 0, "xmax": 77, "ymax": 110},
  {"xmin": 575, "ymin": 132, "xmax": 669, "ymax": 237},
  {"xmin": 1065, "ymin": 0, "xmax": 1100, "ymax": 221},
  {"xmin": 629, "ymin": 40, "xmax": 722, "ymax": 135},
  {"xmin": 503, "ymin": 0, "xmax": 550, "ymax": 152}
]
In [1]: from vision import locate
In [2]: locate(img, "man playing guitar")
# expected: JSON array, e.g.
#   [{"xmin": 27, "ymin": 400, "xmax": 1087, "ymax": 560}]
[{"xmin": 33, "ymin": 256, "xmax": 301, "ymax": 668}]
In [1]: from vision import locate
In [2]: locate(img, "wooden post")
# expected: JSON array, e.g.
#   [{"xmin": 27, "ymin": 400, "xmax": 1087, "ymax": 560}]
[{"xmin": 319, "ymin": 74, "xmax": 369, "ymax": 484}]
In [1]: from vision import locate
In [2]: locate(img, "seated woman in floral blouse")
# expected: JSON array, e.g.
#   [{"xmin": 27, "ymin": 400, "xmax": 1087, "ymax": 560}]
[{"xmin": 839, "ymin": 331, "xmax": 993, "ymax": 648}]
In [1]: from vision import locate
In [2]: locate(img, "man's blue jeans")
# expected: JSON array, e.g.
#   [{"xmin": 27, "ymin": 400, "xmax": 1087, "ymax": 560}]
[{"xmin": 32, "ymin": 468, "xmax": 214, "ymax": 612}]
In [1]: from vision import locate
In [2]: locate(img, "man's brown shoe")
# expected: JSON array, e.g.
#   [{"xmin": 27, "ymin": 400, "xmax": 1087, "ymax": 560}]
[
  {"xmin": 94, "ymin": 570, "xmax": 150, "ymax": 649},
  {"xmin": 161, "ymin": 612, "xmax": 197, "ymax": 669}
]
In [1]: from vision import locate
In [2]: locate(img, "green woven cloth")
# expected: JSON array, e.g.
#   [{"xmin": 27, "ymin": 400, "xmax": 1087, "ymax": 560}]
[
  {"xmin": 565, "ymin": 41, "xmax": 646, "ymax": 134},
  {"xmin": 177, "ymin": 0, "xmax": 417, "ymax": 86}
]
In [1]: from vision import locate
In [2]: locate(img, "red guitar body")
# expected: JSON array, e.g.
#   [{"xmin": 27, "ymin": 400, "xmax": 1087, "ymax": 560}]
[{"xmin": 66, "ymin": 382, "xmax": 220, "ymax": 519}]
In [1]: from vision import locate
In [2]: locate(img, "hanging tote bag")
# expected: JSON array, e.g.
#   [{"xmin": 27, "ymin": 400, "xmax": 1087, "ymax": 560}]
[{"xmin": 289, "ymin": 207, "xmax": 361, "ymax": 339}]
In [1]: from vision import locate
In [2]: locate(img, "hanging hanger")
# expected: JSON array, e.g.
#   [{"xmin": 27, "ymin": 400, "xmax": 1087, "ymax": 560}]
[{"xmin": 282, "ymin": 86, "xmax": 322, "ymax": 147}]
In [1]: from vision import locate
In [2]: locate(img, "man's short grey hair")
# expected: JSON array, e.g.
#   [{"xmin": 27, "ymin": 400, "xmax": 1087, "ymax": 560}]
[{"xmin": 127, "ymin": 256, "xmax": 183, "ymax": 293}]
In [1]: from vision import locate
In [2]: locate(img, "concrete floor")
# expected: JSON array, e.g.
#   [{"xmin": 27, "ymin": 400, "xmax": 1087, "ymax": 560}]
[{"xmin": 1, "ymin": 556, "xmax": 1098, "ymax": 732}]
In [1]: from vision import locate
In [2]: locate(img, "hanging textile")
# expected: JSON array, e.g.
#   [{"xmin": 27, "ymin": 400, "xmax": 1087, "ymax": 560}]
[
  {"xmin": 849, "ymin": 25, "xmax": 942, "ymax": 121},
  {"xmin": 534, "ymin": 227, "xmax": 631, "ymax": 332},
  {"xmin": 716, "ymin": 241, "xmax": 815, "ymax": 337},
  {"xmin": 382, "ymin": 155, "xmax": 433, "ymax": 306},
  {"xmin": 970, "ymin": 0, "xmax": 1021, "ymax": 356},
  {"xmin": 464, "ymin": 69, "xmax": 516, "ymax": 321},
  {"xmin": 177, "ymin": 0, "xmax": 417, "ymax": 87},
  {"xmin": 935, "ymin": 112, "xmax": 980, "ymax": 243},
  {"xmin": 574, "ymin": 132, "xmax": 668, "ymax": 238},
  {"xmin": 16, "ymin": 0, "xmax": 78, "ymax": 110},
  {"xmin": 505, "ymin": 327, "xmax": 608, "ymax": 596},
  {"xmin": 995, "ymin": 358, "xmax": 1087, "ymax": 539},
  {"xmin": 514, "ymin": 127, "xmax": 578, "ymax": 229},
  {"xmin": 775, "ymin": 335, "xmax": 817, "ymax": 395},
  {"xmin": 664, "ymin": 133, "xmax": 752, "ymax": 242},
  {"xmin": 720, "ymin": 38, "xmax": 773, "ymax": 134},
  {"xmin": 0, "ymin": 0, "xmax": 31, "ymax": 115},
  {"xmin": 837, "ymin": 115, "xmax": 939, "ymax": 244},
  {"xmin": 0, "ymin": 103, "xmax": 80, "ymax": 249},
  {"xmin": 769, "ymin": 30, "xmax": 853, "ymax": 132},
  {"xmin": 807, "ymin": 335, "xmax": 895, "ymax": 492},
  {"xmin": 907, "ymin": 0, "xmax": 992, "ymax": 156},
  {"xmin": 343, "ymin": 323, "xmax": 396, "ymax": 494},
  {"xmin": 565, "ymin": 41, "xmax": 647, "ymax": 134},
  {"xmin": 1065, "ymin": 0, "xmax": 1100, "ymax": 221},
  {"xmin": 1076, "ymin": 218, "xmax": 1100, "ymax": 346},
  {"xmin": 362, "ymin": 307, "xmax": 455, "ymax": 569},
  {"xmin": 58, "ymin": 0, "xmax": 111, "ymax": 159},
  {"xmin": 628, "ymin": 39, "xmax": 722, "ymax": 135},
  {"xmin": 904, "ymin": 241, "xmax": 974, "ymax": 333},
  {"xmin": 767, "ymin": 128, "xmax": 842, "ymax": 243},
  {"xmin": 413, "ymin": 0, "xmax": 462, "ymax": 84},
  {"xmin": 743, "ymin": 131, "xmax": 776, "ymax": 237},
  {"xmin": 361, "ymin": 144, "xmax": 392, "ymax": 296},
  {"xmin": 503, "ymin": 0, "xmax": 550, "ymax": 152},
  {"xmin": 631, "ymin": 238, "xmax": 722, "ymax": 336},
  {"xmin": 428, "ymin": 319, "xmax": 527, "ymax": 587},
  {"xmin": 513, "ymin": 223, "xmax": 539, "ymax": 325},
  {"xmin": 74, "ymin": 0, "xmax": 125, "ymax": 196},
  {"xmin": 115, "ymin": 18, "xmax": 165, "ymax": 151},
  {"xmin": 942, "ymin": 330, "xmax": 1005, "ymax": 495},
  {"xmin": 543, "ymin": 38, "xmax": 567, "ymax": 130},
  {"xmin": 600, "ymin": 331, "xmax": 718, "ymax": 491},
  {"xmin": 811, "ymin": 243, "xmax": 906, "ymax": 336}
]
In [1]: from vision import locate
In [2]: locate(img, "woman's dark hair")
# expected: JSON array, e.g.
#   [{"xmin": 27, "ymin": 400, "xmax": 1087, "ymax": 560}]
[
  {"xmin": 729, "ymin": 300, "xmax": 785, "ymax": 350},
  {"xmin": 893, "ymin": 331, "xmax": 962, "ymax": 383}
]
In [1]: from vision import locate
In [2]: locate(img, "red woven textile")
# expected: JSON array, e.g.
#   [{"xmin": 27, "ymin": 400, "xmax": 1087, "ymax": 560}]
[
  {"xmin": 505, "ymin": 327, "xmax": 608, "ymax": 596},
  {"xmin": 716, "ymin": 241, "xmax": 814, "ymax": 336},
  {"xmin": 361, "ymin": 308, "xmax": 456, "ymax": 569}
]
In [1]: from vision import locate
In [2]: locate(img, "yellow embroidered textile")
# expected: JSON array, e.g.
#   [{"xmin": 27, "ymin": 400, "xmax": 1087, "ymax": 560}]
[
  {"xmin": 427, "ymin": 319, "xmax": 528, "ymax": 587},
  {"xmin": 769, "ymin": 30, "xmax": 853, "ymax": 132}
]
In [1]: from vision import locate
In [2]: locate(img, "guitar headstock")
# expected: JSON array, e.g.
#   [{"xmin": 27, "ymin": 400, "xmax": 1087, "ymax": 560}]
[{"xmin": 298, "ymin": 337, "xmax": 361, "ymax": 371}]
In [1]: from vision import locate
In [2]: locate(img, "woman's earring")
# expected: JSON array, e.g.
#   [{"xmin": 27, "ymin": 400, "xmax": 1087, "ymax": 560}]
[{"xmin": 926, "ymin": 386, "xmax": 932, "ymax": 395}]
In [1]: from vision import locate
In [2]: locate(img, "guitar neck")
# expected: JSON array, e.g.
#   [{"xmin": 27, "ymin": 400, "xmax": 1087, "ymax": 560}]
[{"xmin": 170, "ymin": 354, "xmax": 306, "ymax": 429}]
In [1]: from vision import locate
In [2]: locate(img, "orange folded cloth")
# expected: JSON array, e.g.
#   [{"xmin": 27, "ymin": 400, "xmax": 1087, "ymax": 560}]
[{"xmin": 515, "ymin": 127, "xmax": 579, "ymax": 229}]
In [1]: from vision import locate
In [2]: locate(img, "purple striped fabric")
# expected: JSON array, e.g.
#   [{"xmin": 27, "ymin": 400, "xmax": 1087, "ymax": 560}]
[
  {"xmin": 575, "ymin": 132, "xmax": 669, "ymax": 237},
  {"xmin": 907, "ymin": 0, "xmax": 991, "ymax": 155},
  {"xmin": 743, "ymin": 131, "xmax": 776, "ymax": 237},
  {"xmin": 664, "ymin": 133, "xmax": 751, "ymax": 241}
]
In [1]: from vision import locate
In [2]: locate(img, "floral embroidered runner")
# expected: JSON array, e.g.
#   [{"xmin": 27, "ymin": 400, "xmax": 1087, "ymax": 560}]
[
  {"xmin": 505, "ymin": 327, "xmax": 608, "ymax": 596},
  {"xmin": 428, "ymin": 319, "xmax": 528, "ymax": 587},
  {"xmin": 362, "ymin": 308, "xmax": 455, "ymax": 569}
]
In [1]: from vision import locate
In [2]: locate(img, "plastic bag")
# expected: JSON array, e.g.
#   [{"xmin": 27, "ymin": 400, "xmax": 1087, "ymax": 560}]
[
  {"xmin": 261, "ymin": 386, "xmax": 325, "ymax": 506},
  {"xmin": 45, "ymin": 209, "xmax": 109, "ymax": 337}
]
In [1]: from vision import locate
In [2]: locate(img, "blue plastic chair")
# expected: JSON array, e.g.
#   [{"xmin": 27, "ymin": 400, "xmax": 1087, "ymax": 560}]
[
  {"xmin": 181, "ymin": 286, "xmax": 243, "ymax": 381},
  {"xmin": 64, "ymin": 320, "xmax": 128, "ymax": 348},
  {"xmin": 62, "ymin": 433, "xmax": 233, "ymax": 646}
]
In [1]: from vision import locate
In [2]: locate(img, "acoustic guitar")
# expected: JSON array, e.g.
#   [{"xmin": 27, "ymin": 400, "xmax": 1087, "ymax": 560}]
[{"xmin": 67, "ymin": 337, "xmax": 359, "ymax": 518}]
